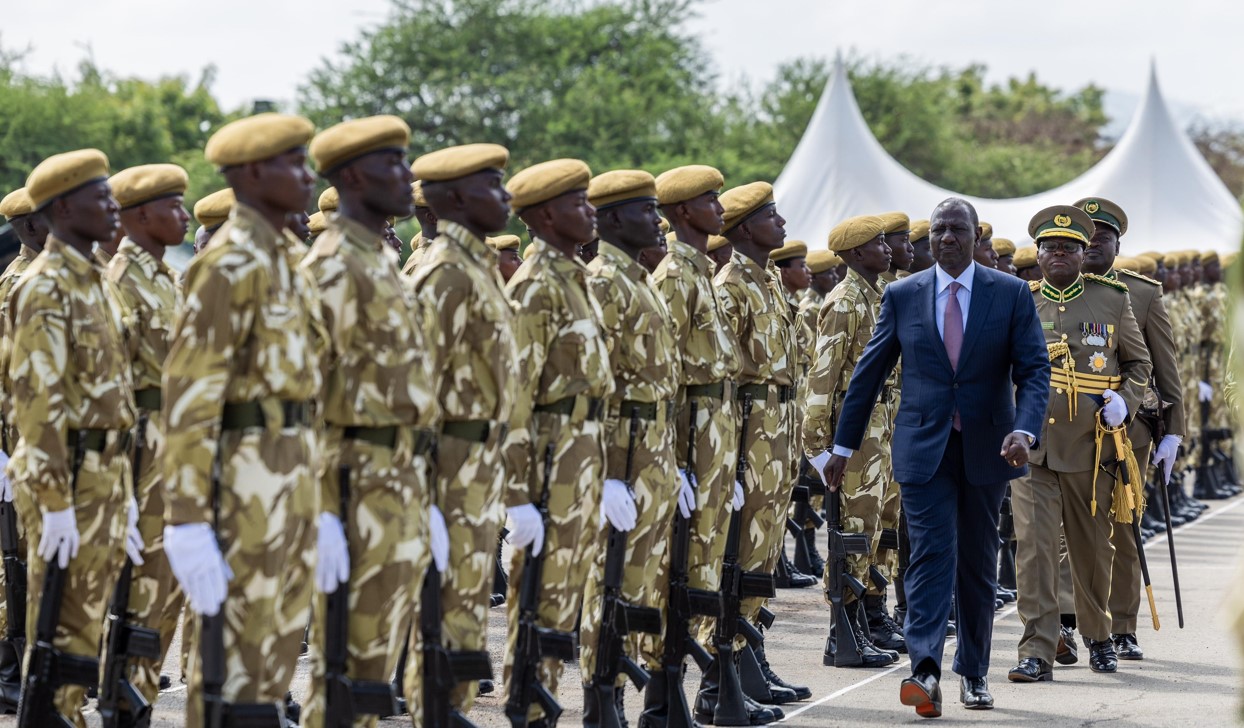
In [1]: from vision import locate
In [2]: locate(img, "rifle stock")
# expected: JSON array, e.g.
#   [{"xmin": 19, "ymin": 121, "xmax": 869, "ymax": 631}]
[
  {"xmin": 0, "ymin": 498, "xmax": 25, "ymax": 662},
  {"xmin": 825, "ymin": 487, "xmax": 872, "ymax": 667}
]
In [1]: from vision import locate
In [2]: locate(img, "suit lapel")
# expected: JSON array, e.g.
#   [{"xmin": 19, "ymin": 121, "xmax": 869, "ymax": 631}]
[
  {"xmin": 918, "ymin": 270, "xmax": 954, "ymax": 373},
  {"xmin": 959, "ymin": 264, "xmax": 995, "ymax": 365}
]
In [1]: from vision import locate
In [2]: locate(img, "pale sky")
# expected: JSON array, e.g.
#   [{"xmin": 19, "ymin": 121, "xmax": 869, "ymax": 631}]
[{"xmin": 5, "ymin": 0, "xmax": 1243, "ymax": 127}]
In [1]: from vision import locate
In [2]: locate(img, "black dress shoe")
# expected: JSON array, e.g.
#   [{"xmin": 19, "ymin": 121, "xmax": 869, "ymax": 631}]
[
  {"xmin": 1055, "ymin": 626, "xmax": 1079, "ymax": 665},
  {"xmin": 944, "ymin": 619, "xmax": 956, "ymax": 637},
  {"xmin": 1112, "ymin": 633, "xmax": 1144, "ymax": 660},
  {"xmin": 1087, "ymin": 639, "xmax": 1118, "ymax": 673},
  {"xmin": 899, "ymin": 672, "xmax": 942, "ymax": 718},
  {"xmin": 159, "ymin": 673, "xmax": 172, "ymax": 691},
  {"xmin": 959, "ymin": 676, "xmax": 993, "ymax": 710},
  {"xmin": 996, "ymin": 587, "xmax": 1017, "ymax": 604},
  {"xmin": 479, "ymin": 678, "xmax": 495, "ymax": 695},
  {"xmin": 1007, "ymin": 657, "xmax": 1053, "ymax": 682},
  {"xmin": 490, "ymin": 593, "xmax": 506, "ymax": 607}
]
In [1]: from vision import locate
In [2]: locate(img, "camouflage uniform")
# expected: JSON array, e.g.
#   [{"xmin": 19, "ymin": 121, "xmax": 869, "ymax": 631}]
[
  {"xmin": 696, "ymin": 251, "xmax": 794, "ymax": 648},
  {"xmin": 400, "ymin": 232, "xmax": 431, "ymax": 278},
  {"xmin": 405, "ymin": 221, "xmax": 518, "ymax": 712},
  {"xmin": 650, "ymin": 237, "xmax": 741, "ymax": 650},
  {"xmin": 1201, "ymin": 280, "xmax": 1229, "ymax": 431},
  {"xmin": 7, "ymin": 237, "xmax": 135, "ymax": 726},
  {"xmin": 501, "ymin": 238, "xmax": 613, "ymax": 716},
  {"xmin": 101, "ymin": 237, "xmax": 184, "ymax": 707},
  {"xmin": 804, "ymin": 267, "xmax": 890, "ymax": 601},
  {"xmin": 300, "ymin": 214, "xmax": 440, "ymax": 728},
  {"xmin": 163, "ymin": 204, "xmax": 322, "ymax": 728},
  {"xmin": 795, "ymin": 288, "xmax": 825, "ymax": 527},
  {"xmin": 1176, "ymin": 286, "xmax": 1202, "ymax": 468},
  {"xmin": 581, "ymin": 241, "xmax": 680, "ymax": 678},
  {"xmin": 873, "ymin": 271, "xmax": 903, "ymax": 584}
]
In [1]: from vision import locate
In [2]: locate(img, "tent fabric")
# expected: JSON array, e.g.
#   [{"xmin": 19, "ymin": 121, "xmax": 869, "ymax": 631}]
[{"xmin": 773, "ymin": 56, "xmax": 1243, "ymax": 253}]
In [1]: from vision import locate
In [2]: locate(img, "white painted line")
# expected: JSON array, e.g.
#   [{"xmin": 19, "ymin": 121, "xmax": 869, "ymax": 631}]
[{"xmin": 778, "ymin": 496, "xmax": 1240, "ymax": 720}]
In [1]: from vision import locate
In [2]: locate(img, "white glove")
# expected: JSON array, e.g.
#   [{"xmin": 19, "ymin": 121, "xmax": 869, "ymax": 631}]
[
  {"xmin": 315, "ymin": 512, "xmax": 350, "ymax": 594},
  {"xmin": 601, "ymin": 479, "xmax": 638, "ymax": 531},
  {"xmin": 1198, "ymin": 381, "xmax": 1214, "ymax": 402},
  {"xmin": 507, "ymin": 503, "xmax": 544, "ymax": 556},
  {"xmin": 429, "ymin": 505, "xmax": 450, "ymax": 572},
  {"xmin": 0, "ymin": 450, "xmax": 10, "ymax": 503},
  {"xmin": 124, "ymin": 497, "xmax": 145, "ymax": 566},
  {"xmin": 1101, "ymin": 389, "xmax": 1128, "ymax": 428},
  {"xmin": 677, "ymin": 469, "xmax": 696, "ymax": 519},
  {"xmin": 808, "ymin": 450, "xmax": 831, "ymax": 488},
  {"xmin": 38, "ymin": 508, "xmax": 80, "ymax": 568},
  {"xmin": 733, "ymin": 480, "xmax": 745, "ymax": 511},
  {"xmin": 164, "ymin": 522, "xmax": 231, "ymax": 616},
  {"xmin": 1151, "ymin": 434, "xmax": 1182, "ymax": 485}
]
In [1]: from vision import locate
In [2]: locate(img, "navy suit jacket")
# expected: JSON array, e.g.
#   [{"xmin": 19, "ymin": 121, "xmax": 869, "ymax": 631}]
[{"xmin": 833, "ymin": 264, "xmax": 1050, "ymax": 486}]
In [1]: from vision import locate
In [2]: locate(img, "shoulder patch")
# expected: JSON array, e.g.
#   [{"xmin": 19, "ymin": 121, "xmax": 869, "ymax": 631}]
[
  {"xmin": 1028, "ymin": 279, "xmax": 1041, "ymax": 292},
  {"xmin": 1084, "ymin": 272, "xmax": 1129, "ymax": 293},
  {"xmin": 1116, "ymin": 268, "xmax": 1160, "ymax": 287}
]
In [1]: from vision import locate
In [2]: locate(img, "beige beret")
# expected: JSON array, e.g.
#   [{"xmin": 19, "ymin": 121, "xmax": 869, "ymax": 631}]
[
  {"xmin": 310, "ymin": 115, "xmax": 410, "ymax": 173},
  {"xmin": 1013, "ymin": 245, "xmax": 1038, "ymax": 269},
  {"xmin": 828, "ymin": 215, "xmax": 884, "ymax": 253},
  {"xmin": 878, "ymin": 211, "xmax": 910, "ymax": 235},
  {"xmin": 508, "ymin": 159, "xmax": 591, "ymax": 211},
  {"xmin": 707, "ymin": 234, "xmax": 730, "ymax": 253},
  {"xmin": 1201, "ymin": 250, "xmax": 1220, "ymax": 264},
  {"xmin": 110, "ymin": 163, "xmax": 189, "ymax": 210},
  {"xmin": 720, "ymin": 182, "xmax": 774, "ymax": 233},
  {"xmin": 193, "ymin": 188, "xmax": 236, "ymax": 229},
  {"xmin": 0, "ymin": 188, "xmax": 34, "ymax": 220},
  {"xmin": 318, "ymin": 187, "xmax": 339, "ymax": 213},
  {"xmin": 1131, "ymin": 255, "xmax": 1157, "ymax": 275},
  {"xmin": 1137, "ymin": 250, "xmax": 1163, "ymax": 264},
  {"xmin": 770, "ymin": 240, "xmax": 808, "ymax": 263},
  {"xmin": 307, "ymin": 211, "xmax": 327, "ymax": 236},
  {"xmin": 412, "ymin": 143, "xmax": 509, "ymax": 182},
  {"xmin": 992, "ymin": 238, "xmax": 1016, "ymax": 256},
  {"xmin": 411, "ymin": 180, "xmax": 428, "ymax": 208},
  {"xmin": 910, "ymin": 219, "xmax": 930, "ymax": 242},
  {"xmin": 27, "ymin": 149, "xmax": 110, "ymax": 209},
  {"xmin": 806, "ymin": 249, "xmax": 843, "ymax": 274},
  {"xmin": 588, "ymin": 170, "xmax": 658, "ymax": 209},
  {"xmin": 979, "ymin": 222, "xmax": 993, "ymax": 240},
  {"xmin": 205, "ymin": 113, "xmax": 315, "ymax": 167},
  {"xmin": 655, "ymin": 165, "xmax": 724, "ymax": 205},
  {"xmin": 488, "ymin": 234, "xmax": 521, "ymax": 251}
]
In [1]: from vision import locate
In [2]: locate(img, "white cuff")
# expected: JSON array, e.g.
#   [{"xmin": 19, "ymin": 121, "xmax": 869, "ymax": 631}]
[{"xmin": 831, "ymin": 445, "xmax": 855, "ymax": 459}]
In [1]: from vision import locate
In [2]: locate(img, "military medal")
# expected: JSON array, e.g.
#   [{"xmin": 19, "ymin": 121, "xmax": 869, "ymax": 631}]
[
  {"xmin": 1081, "ymin": 322, "xmax": 1106, "ymax": 347},
  {"xmin": 1089, "ymin": 351, "xmax": 1108, "ymax": 373}
]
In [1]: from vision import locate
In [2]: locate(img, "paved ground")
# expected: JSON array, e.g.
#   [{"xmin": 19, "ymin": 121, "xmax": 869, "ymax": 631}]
[{"xmin": 7, "ymin": 494, "xmax": 1242, "ymax": 726}]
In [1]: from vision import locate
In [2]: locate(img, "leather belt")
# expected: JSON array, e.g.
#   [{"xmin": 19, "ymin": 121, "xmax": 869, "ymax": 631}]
[
  {"xmin": 736, "ymin": 382, "xmax": 794, "ymax": 405},
  {"xmin": 133, "ymin": 387, "xmax": 161, "ymax": 411},
  {"xmin": 343, "ymin": 425, "xmax": 435, "ymax": 455},
  {"xmin": 221, "ymin": 400, "xmax": 313, "ymax": 431},
  {"xmin": 686, "ymin": 381, "xmax": 726, "ymax": 400},
  {"xmin": 618, "ymin": 400, "xmax": 674, "ymax": 421},
  {"xmin": 534, "ymin": 395, "xmax": 605, "ymax": 421},
  {"xmin": 68, "ymin": 428, "xmax": 110, "ymax": 453},
  {"xmin": 441, "ymin": 419, "xmax": 493, "ymax": 443}
]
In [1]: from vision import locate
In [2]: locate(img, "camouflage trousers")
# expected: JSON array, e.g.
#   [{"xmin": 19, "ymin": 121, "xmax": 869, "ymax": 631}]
[
  {"xmin": 303, "ymin": 429, "xmax": 430, "ymax": 728},
  {"xmin": 403, "ymin": 427, "xmax": 506, "ymax": 715},
  {"xmin": 696, "ymin": 391, "xmax": 791, "ymax": 651},
  {"xmin": 872, "ymin": 390, "xmax": 902, "ymax": 583},
  {"xmin": 183, "ymin": 426, "xmax": 318, "ymax": 728},
  {"xmin": 580, "ymin": 409, "xmax": 676, "ymax": 683},
  {"xmin": 503, "ymin": 414, "xmax": 605, "ymax": 719},
  {"xmin": 16, "ymin": 437, "xmax": 128, "ymax": 728},
  {"xmin": 822, "ymin": 392, "xmax": 892, "ymax": 602}
]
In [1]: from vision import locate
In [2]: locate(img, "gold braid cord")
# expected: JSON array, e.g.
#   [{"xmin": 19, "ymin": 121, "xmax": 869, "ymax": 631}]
[
  {"xmin": 1047, "ymin": 342, "xmax": 1077, "ymax": 420},
  {"xmin": 1094, "ymin": 419, "xmax": 1146, "ymax": 523}
]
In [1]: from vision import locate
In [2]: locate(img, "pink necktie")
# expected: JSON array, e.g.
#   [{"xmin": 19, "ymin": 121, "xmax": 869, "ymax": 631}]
[{"xmin": 944, "ymin": 282, "xmax": 963, "ymax": 430}]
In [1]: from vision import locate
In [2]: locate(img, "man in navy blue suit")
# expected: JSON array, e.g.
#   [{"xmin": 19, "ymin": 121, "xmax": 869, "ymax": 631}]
[{"xmin": 822, "ymin": 198, "xmax": 1049, "ymax": 718}]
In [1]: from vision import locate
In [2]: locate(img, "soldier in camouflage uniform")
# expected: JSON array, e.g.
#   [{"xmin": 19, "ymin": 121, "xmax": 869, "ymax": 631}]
[
  {"xmin": 300, "ymin": 116, "xmax": 443, "ymax": 728},
  {"xmin": 161, "ymin": 115, "xmax": 322, "ymax": 727},
  {"xmin": 191, "ymin": 188, "xmax": 234, "ymax": 256},
  {"xmin": 400, "ymin": 180, "xmax": 437, "ymax": 277},
  {"xmin": 497, "ymin": 158, "xmax": 613, "ymax": 723},
  {"xmin": 100, "ymin": 163, "xmax": 192, "ymax": 708},
  {"xmin": 8, "ymin": 149, "xmax": 142, "ymax": 726},
  {"xmin": 805, "ymin": 214, "xmax": 898, "ymax": 668},
  {"xmin": 0, "ymin": 186, "xmax": 47, "ymax": 707},
  {"xmin": 578, "ymin": 169, "xmax": 679, "ymax": 722},
  {"xmin": 404, "ymin": 143, "xmax": 519, "ymax": 714},
  {"xmin": 649, "ymin": 164, "xmax": 745, "ymax": 722}
]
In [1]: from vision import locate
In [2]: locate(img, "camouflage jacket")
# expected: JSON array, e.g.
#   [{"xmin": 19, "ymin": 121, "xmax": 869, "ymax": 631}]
[
  {"xmin": 104, "ymin": 238, "xmax": 183, "ymax": 397},
  {"xmin": 503, "ymin": 238, "xmax": 613, "ymax": 504},
  {"xmin": 8, "ymin": 236, "xmax": 135, "ymax": 511},
  {"xmin": 162, "ymin": 203, "xmax": 322, "ymax": 525},
  {"xmin": 0, "ymin": 244, "xmax": 39, "ymax": 441},
  {"xmin": 803, "ymin": 267, "xmax": 880, "ymax": 455},
  {"xmin": 400, "ymin": 232, "xmax": 431, "ymax": 278},
  {"xmin": 713, "ymin": 253, "xmax": 794, "ymax": 389},
  {"xmin": 588, "ymin": 241, "xmax": 680, "ymax": 480},
  {"xmin": 650, "ymin": 238, "xmax": 741, "ymax": 388}
]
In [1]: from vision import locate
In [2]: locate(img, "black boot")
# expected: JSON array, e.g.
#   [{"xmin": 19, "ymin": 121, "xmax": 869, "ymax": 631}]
[
  {"xmin": 856, "ymin": 601, "xmax": 899, "ymax": 662},
  {"xmin": 864, "ymin": 594, "xmax": 907, "ymax": 653},
  {"xmin": 585, "ymin": 684, "xmax": 604, "ymax": 728},
  {"xmin": 792, "ymin": 527, "xmax": 824, "ymax": 577},
  {"xmin": 740, "ymin": 644, "xmax": 796, "ymax": 705},
  {"xmin": 0, "ymin": 640, "xmax": 19, "ymax": 714},
  {"xmin": 694, "ymin": 659, "xmax": 778, "ymax": 725},
  {"xmin": 823, "ymin": 604, "xmax": 894, "ymax": 668},
  {"xmin": 492, "ymin": 533, "xmax": 508, "ymax": 607},
  {"xmin": 479, "ymin": 678, "xmax": 494, "ymax": 695},
  {"xmin": 774, "ymin": 549, "xmax": 816, "ymax": 589},
  {"xmin": 639, "ymin": 671, "xmax": 670, "ymax": 728},
  {"xmin": 285, "ymin": 691, "xmax": 301, "ymax": 725},
  {"xmin": 755, "ymin": 642, "xmax": 810, "ymax": 700}
]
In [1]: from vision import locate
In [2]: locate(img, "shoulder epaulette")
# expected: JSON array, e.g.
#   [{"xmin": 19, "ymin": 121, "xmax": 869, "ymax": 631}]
[
  {"xmin": 1028, "ymin": 279, "xmax": 1041, "ymax": 292},
  {"xmin": 1115, "ymin": 268, "xmax": 1160, "ymax": 287},
  {"xmin": 1084, "ymin": 273, "xmax": 1128, "ymax": 293}
]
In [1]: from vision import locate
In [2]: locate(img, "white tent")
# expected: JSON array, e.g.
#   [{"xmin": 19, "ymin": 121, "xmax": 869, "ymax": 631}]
[{"xmin": 773, "ymin": 56, "xmax": 1243, "ymax": 253}]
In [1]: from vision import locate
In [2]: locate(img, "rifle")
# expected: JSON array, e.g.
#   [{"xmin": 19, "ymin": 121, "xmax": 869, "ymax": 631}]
[
  {"xmin": 824, "ymin": 479, "xmax": 871, "ymax": 667},
  {"xmin": 18, "ymin": 431, "xmax": 102, "ymax": 727},
  {"xmin": 202, "ymin": 447, "xmax": 283, "ymax": 728},
  {"xmin": 99, "ymin": 413, "xmax": 163, "ymax": 728},
  {"xmin": 712, "ymin": 394, "xmax": 777, "ymax": 726},
  {"xmin": 783, "ymin": 483, "xmax": 825, "ymax": 543},
  {"xmin": 505, "ymin": 443, "xmax": 576, "ymax": 728},
  {"xmin": 589, "ymin": 407, "xmax": 662, "ymax": 728},
  {"xmin": 659, "ymin": 400, "xmax": 719, "ymax": 728},
  {"xmin": 0, "ymin": 486, "xmax": 25, "ymax": 667},
  {"xmin": 324, "ymin": 465, "xmax": 400, "ymax": 727}
]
